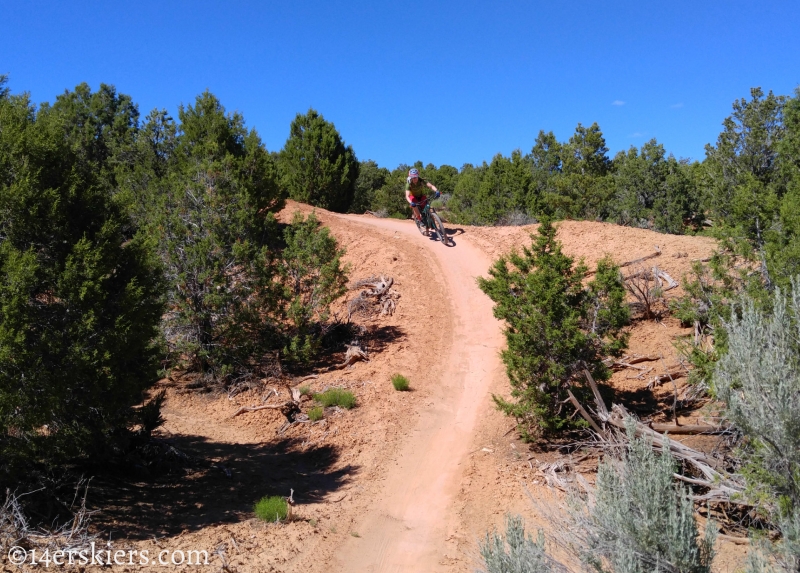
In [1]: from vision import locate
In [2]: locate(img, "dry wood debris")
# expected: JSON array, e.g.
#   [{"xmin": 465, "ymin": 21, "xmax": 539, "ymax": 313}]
[
  {"xmin": 565, "ymin": 369, "xmax": 744, "ymax": 505},
  {"xmin": 347, "ymin": 275, "xmax": 400, "ymax": 319},
  {"xmin": 618, "ymin": 246, "xmax": 661, "ymax": 268},
  {"xmin": 329, "ymin": 344, "xmax": 370, "ymax": 370}
]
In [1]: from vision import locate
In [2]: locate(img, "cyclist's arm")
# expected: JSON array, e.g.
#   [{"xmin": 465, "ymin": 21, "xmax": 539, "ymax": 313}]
[
  {"xmin": 405, "ymin": 189, "xmax": 415, "ymax": 204},
  {"xmin": 425, "ymin": 181, "xmax": 439, "ymax": 193}
]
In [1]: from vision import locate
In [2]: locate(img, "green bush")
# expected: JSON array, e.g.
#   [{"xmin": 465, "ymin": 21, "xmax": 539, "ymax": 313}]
[
  {"xmin": 391, "ymin": 374, "xmax": 410, "ymax": 391},
  {"xmin": 314, "ymin": 388, "xmax": 356, "ymax": 409},
  {"xmin": 254, "ymin": 496, "xmax": 289, "ymax": 522},
  {"xmin": 477, "ymin": 219, "xmax": 628, "ymax": 439},
  {"xmin": 308, "ymin": 406, "xmax": 324, "ymax": 421},
  {"xmin": 0, "ymin": 81, "xmax": 165, "ymax": 484},
  {"xmin": 298, "ymin": 385, "xmax": 313, "ymax": 397},
  {"xmin": 279, "ymin": 212, "xmax": 349, "ymax": 364}
]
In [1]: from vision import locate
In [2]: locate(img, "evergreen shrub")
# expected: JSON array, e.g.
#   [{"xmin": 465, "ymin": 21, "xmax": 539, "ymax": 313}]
[{"xmin": 477, "ymin": 219, "xmax": 628, "ymax": 438}]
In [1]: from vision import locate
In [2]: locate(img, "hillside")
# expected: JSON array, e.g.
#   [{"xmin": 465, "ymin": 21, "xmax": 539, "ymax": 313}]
[{"xmin": 88, "ymin": 201, "xmax": 749, "ymax": 572}]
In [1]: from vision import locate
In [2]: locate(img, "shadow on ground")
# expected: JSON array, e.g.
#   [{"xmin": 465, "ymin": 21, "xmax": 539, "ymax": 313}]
[
  {"xmin": 90, "ymin": 435, "xmax": 355, "ymax": 539},
  {"xmin": 363, "ymin": 325, "xmax": 405, "ymax": 354}
]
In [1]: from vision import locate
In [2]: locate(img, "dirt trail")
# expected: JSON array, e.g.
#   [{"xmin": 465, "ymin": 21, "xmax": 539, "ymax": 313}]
[{"xmin": 330, "ymin": 218, "xmax": 505, "ymax": 573}]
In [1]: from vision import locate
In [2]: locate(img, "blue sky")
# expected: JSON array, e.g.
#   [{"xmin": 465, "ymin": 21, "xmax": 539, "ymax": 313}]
[{"xmin": 2, "ymin": 1, "xmax": 798, "ymax": 168}]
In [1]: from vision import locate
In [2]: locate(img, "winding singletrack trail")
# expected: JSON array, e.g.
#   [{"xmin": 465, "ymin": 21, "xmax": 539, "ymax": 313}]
[{"xmin": 331, "ymin": 216, "xmax": 506, "ymax": 573}]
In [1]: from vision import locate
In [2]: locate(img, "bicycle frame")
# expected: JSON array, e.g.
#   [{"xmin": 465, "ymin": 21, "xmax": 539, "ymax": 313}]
[{"xmin": 413, "ymin": 197, "xmax": 451, "ymax": 246}]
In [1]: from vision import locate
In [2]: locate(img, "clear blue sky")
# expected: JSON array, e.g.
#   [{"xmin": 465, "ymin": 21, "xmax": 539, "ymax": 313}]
[{"xmin": 2, "ymin": 1, "xmax": 798, "ymax": 168}]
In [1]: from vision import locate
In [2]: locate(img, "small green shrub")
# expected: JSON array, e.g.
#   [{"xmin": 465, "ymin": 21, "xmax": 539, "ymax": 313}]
[
  {"xmin": 298, "ymin": 385, "xmax": 312, "ymax": 397},
  {"xmin": 254, "ymin": 496, "xmax": 289, "ymax": 522},
  {"xmin": 391, "ymin": 374, "xmax": 410, "ymax": 391},
  {"xmin": 308, "ymin": 406, "xmax": 324, "ymax": 421},
  {"xmin": 314, "ymin": 388, "xmax": 356, "ymax": 409}
]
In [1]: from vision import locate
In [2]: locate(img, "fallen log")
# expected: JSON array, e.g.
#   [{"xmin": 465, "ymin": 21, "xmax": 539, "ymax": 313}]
[
  {"xmin": 650, "ymin": 423, "xmax": 725, "ymax": 435},
  {"xmin": 348, "ymin": 275, "xmax": 400, "ymax": 318},
  {"xmin": 653, "ymin": 268, "xmax": 678, "ymax": 291},
  {"xmin": 328, "ymin": 344, "xmax": 369, "ymax": 371},
  {"xmin": 618, "ymin": 247, "xmax": 661, "ymax": 269}
]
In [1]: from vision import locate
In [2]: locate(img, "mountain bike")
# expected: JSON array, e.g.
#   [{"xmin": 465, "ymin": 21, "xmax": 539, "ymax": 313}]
[{"xmin": 412, "ymin": 195, "xmax": 452, "ymax": 247}]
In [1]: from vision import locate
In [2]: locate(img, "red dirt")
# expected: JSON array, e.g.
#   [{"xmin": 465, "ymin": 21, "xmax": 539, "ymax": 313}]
[{"xmin": 86, "ymin": 202, "xmax": 749, "ymax": 572}]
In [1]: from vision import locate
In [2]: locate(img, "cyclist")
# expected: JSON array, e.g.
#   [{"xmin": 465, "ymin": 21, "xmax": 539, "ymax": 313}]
[{"xmin": 405, "ymin": 168, "xmax": 440, "ymax": 225}]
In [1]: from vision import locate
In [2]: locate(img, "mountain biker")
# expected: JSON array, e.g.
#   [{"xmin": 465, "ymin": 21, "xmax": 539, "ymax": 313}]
[{"xmin": 405, "ymin": 168, "xmax": 440, "ymax": 224}]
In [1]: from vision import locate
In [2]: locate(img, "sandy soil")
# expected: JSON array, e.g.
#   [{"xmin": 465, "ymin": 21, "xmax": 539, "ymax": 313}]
[{"xmin": 79, "ymin": 203, "xmax": 750, "ymax": 572}]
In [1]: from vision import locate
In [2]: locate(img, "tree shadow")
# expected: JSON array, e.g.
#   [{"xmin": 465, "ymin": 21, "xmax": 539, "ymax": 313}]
[
  {"xmin": 363, "ymin": 325, "xmax": 406, "ymax": 354},
  {"xmin": 89, "ymin": 435, "xmax": 355, "ymax": 539}
]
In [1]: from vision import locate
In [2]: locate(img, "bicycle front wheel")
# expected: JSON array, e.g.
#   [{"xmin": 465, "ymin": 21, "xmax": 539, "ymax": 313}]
[
  {"xmin": 415, "ymin": 216, "xmax": 427, "ymax": 235},
  {"xmin": 431, "ymin": 213, "xmax": 450, "ymax": 246}
]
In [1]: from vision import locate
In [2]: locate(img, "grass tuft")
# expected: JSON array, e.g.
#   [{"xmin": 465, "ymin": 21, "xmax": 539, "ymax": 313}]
[
  {"xmin": 298, "ymin": 384, "xmax": 312, "ymax": 397},
  {"xmin": 254, "ymin": 496, "xmax": 289, "ymax": 523},
  {"xmin": 391, "ymin": 374, "xmax": 410, "ymax": 391},
  {"xmin": 314, "ymin": 388, "xmax": 356, "ymax": 409},
  {"xmin": 308, "ymin": 406, "xmax": 324, "ymax": 421}
]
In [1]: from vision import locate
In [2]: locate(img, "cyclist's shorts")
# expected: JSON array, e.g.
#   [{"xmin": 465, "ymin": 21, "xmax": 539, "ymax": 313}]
[{"xmin": 410, "ymin": 194, "xmax": 427, "ymax": 205}]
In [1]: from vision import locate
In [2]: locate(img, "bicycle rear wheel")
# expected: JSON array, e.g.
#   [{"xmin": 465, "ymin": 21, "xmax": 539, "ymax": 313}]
[{"xmin": 431, "ymin": 213, "xmax": 450, "ymax": 246}]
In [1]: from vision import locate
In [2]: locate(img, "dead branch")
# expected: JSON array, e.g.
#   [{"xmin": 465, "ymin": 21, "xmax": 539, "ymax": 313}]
[
  {"xmin": 625, "ymin": 354, "xmax": 661, "ymax": 365},
  {"xmin": 231, "ymin": 404, "xmax": 284, "ymax": 417},
  {"xmin": 618, "ymin": 246, "xmax": 662, "ymax": 268},
  {"xmin": 231, "ymin": 384, "xmax": 301, "ymax": 423},
  {"xmin": 647, "ymin": 369, "xmax": 686, "ymax": 389},
  {"xmin": 567, "ymin": 375, "xmax": 746, "ymax": 504},
  {"xmin": 650, "ymin": 423, "xmax": 726, "ymax": 435},
  {"xmin": 583, "ymin": 369, "xmax": 609, "ymax": 421},
  {"xmin": 567, "ymin": 389, "xmax": 605, "ymax": 434},
  {"xmin": 612, "ymin": 361, "xmax": 650, "ymax": 371}
]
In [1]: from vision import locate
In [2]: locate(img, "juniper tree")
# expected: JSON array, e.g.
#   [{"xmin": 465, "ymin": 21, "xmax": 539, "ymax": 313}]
[
  {"xmin": 0, "ymin": 84, "xmax": 164, "ymax": 484},
  {"xmin": 278, "ymin": 108, "xmax": 359, "ymax": 212},
  {"xmin": 478, "ymin": 219, "xmax": 628, "ymax": 438},
  {"xmin": 279, "ymin": 212, "xmax": 349, "ymax": 364},
  {"xmin": 148, "ymin": 91, "xmax": 285, "ymax": 374},
  {"xmin": 609, "ymin": 139, "xmax": 698, "ymax": 234},
  {"xmin": 350, "ymin": 159, "xmax": 389, "ymax": 214}
]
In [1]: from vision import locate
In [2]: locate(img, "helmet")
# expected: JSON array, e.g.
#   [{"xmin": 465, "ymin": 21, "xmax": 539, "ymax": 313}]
[{"xmin": 408, "ymin": 168, "xmax": 420, "ymax": 178}]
